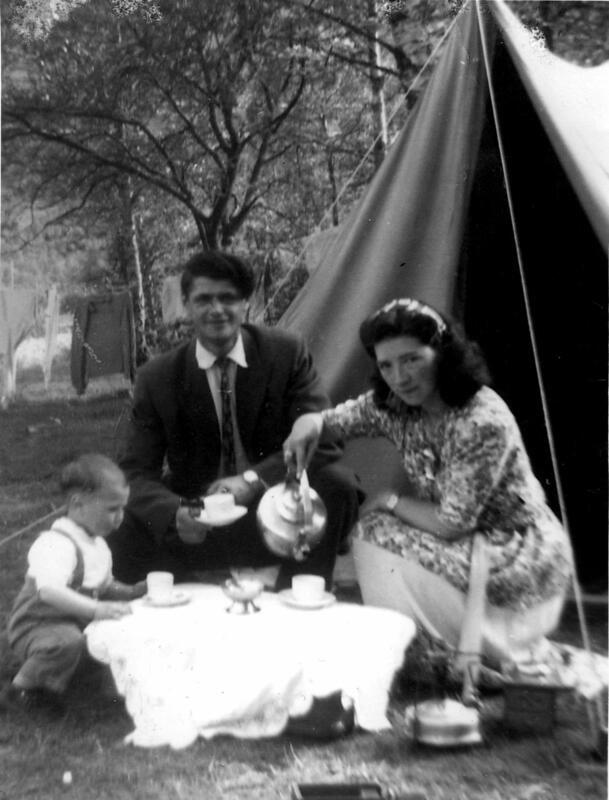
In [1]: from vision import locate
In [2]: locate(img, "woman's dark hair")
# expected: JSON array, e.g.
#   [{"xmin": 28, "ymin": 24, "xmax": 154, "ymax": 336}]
[
  {"xmin": 180, "ymin": 250, "xmax": 255, "ymax": 300},
  {"xmin": 359, "ymin": 298, "xmax": 491, "ymax": 409}
]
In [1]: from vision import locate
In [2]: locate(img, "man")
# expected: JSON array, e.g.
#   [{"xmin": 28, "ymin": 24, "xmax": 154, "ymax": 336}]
[{"xmin": 108, "ymin": 250, "xmax": 361, "ymax": 590}]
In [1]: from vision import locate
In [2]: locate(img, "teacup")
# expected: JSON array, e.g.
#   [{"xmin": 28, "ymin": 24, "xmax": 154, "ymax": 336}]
[
  {"xmin": 146, "ymin": 571, "xmax": 174, "ymax": 602},
  {"xmin": 291, "ymin": 574, "xmax": 325, "ymax": 603},
  {"xmin": 204, "ymin": 492, "xmax": 235, "ymax": 519}
]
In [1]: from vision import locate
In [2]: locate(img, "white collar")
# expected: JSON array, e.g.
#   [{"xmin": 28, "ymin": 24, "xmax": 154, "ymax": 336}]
[{"xmin": 195, "ymin": 333, "xmax": 248, "ymax": 370}]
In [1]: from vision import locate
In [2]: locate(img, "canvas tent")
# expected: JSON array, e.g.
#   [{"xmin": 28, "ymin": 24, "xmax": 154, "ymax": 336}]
[{"xmin": 279, "ymin": 0, "xmax": 608, "ymax": 587}]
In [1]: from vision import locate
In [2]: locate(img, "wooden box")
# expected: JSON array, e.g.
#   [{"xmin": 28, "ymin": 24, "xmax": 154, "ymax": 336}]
[{"xmin": 503, "ymin": 682, "xmax": 571, "ymax": 733}]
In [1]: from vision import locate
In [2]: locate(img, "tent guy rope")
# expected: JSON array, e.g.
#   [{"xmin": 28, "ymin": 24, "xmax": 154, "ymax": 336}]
[
  {"xmin": 475, "ymin": 0, "xmax": 604, "ymax": 732},
  {"xmin": 0, "ymin": 504, "xmax": 66, "ymax": 550}
]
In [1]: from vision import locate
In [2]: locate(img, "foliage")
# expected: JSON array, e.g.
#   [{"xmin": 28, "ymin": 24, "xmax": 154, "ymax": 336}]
[
  {"xmin": 148, "ymin": 318, "xmax": 194, "ymax": 354},
  {"xmin": 2, "ymin": 0, "xmax": 607, "ymax": 348},
  {"xmin": 3, "ymin": 0, "xmax": 317, "ymax": 249},
  {"xmin": 509, "ymin": 1, "xmax": 609, "ymax": 66}
]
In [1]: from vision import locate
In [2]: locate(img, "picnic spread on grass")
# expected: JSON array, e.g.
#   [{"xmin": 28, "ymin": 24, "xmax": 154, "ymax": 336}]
[{"xmin": 85, "ymin": 583, "xmax": 416, "ymax": 749}]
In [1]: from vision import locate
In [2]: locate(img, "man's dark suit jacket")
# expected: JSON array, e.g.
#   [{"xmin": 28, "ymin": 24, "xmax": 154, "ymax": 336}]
[{"xmin": 118, "ymin": 324, "xmax": 347, "ymax": 547}]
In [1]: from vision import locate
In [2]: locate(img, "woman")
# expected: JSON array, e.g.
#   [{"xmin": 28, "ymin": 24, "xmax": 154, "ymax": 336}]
[{"xmin": 284, "ymin": 298, "xmax": 573, "ymax": 673}]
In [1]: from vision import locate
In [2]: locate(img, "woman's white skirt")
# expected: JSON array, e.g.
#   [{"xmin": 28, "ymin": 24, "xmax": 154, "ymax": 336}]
[{"xmin": 352, "ymin": 538, "xmax": 565, "ymax": 668}]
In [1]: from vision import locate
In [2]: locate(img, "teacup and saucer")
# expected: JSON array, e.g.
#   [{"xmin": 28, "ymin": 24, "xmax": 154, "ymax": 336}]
[
  {"xmin": 197, "ymin": 493, "xmax": 248, "ymax": 526},
  {"xmin": 279, "ymin": 574, "xmax": 336, "ymax": 610},
  {"xmin": 142, "ymin": 571, "xmax": 190, "ymax": 608}
]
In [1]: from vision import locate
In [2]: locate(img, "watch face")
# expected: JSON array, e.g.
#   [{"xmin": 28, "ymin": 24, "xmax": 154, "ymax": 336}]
[{"xmin": 387, "ymin": 493, "xmax": 398, "ymax": 511}]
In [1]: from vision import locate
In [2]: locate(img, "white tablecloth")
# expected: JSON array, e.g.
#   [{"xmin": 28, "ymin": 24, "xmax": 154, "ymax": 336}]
[{"xmin": 85, "ymin": 584, "xmax": 415, "ymax": 749}]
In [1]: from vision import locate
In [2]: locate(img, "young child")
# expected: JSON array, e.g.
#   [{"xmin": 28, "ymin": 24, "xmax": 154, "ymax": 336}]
[{"xmin": 0, "ymin": 453, "xmax": 146, "ymax": 715}]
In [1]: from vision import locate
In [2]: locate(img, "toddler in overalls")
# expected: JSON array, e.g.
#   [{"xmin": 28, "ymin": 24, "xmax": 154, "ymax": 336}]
[{"xmin": 1, "ymin": 453, "xmax": 146, "ymax": 715}]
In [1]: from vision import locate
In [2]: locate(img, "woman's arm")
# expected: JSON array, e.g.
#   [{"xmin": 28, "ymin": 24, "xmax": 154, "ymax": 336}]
[
  {"xmin": 361, "ymin": 490, "xmax": 466, "ymax": 541},
  {"xmin": 284, "ymin": 393, "xmax": 392, "ymax": 476}
]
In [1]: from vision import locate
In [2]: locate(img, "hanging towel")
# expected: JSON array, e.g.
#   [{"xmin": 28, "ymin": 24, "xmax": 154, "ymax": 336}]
[
  {"xmin": 160, "ymin": 275, "xmax": 187, "ymax": 323},
  {"xmin": 43, "ymin": 285, "xmax": 61, "ymax": 389},
  {"xmin": 0, "ymin": 288, "xmax": 37, "ymax": 401}
]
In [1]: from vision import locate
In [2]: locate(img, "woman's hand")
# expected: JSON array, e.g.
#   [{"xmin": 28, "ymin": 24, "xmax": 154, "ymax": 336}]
[
  {"xmin": 94, "ymin": 601, "xmax": 132, "ymax": 621},
  {"xmin": 283, "ymin": 412, "xmax": 324, "ymax": 476}
]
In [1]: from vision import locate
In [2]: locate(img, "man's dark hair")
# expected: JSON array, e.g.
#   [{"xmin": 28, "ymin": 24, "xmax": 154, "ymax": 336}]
[
  {"xmin": 359, "ymin": 300, "xmax": 491, "ymax": 409},
  {"xmin": 180, "ymin": 250, "xmax": 256, "ymax": 300}
]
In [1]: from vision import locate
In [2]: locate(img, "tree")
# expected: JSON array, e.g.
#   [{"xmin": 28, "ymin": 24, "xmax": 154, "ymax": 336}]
[
  {"xmin": 3, "ymin": 0, "xmax": 418, "ymax": 337},
  {"xmin": 5, "ymin": 0, "xmax": 604, "ymax": 351},
  {"xmin": 2, "ymin": 0, "xmax": 316, "ymax": 252}
]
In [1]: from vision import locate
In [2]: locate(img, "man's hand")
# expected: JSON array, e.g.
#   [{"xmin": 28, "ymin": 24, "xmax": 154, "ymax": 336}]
[
  {"xmin": 205, "ymin": 476, "xmax": 258, "ymax": 507},
  {"xmin": 176, "ymin": 506, "xmax": 210, "ymax": 545}
]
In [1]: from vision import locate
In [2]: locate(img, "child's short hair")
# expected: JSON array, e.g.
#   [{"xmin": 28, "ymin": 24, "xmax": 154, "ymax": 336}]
[{"xmin": 60, "ymin": 453, "xmax": 125, "ymax": 498}]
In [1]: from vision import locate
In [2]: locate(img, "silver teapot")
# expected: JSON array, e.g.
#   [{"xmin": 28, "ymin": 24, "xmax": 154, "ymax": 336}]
[{"xmin": 256, "ymin": 467, "xmax": 327, "ymax": 561}]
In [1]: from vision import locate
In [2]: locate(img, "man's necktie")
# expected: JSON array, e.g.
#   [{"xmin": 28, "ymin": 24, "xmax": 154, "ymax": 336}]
[{"xmin": 218, "ymin": 357, "xmax": 237, "ymax": 477}]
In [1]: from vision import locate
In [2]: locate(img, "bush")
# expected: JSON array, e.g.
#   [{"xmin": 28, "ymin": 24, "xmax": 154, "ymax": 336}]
[{"xmin": 147, "ymin": 318, "xmax": 194, "ymax": 354}]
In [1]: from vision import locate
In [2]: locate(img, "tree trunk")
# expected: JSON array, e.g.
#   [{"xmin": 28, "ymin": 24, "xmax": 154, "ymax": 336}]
[
  {"xmin": 366, "ymin": 0, "xmax": 388, "ymax": 169},
  {"xmin": 326, "ymin": 147, "xmax": 340, "ymax": 226},
  {"xmin": 116, "ymin": 177, "xmax": 150, "ymax": 364},
  {"xmin": 537, "ymin": 1, "xmax": 554, "ymax": 51}
]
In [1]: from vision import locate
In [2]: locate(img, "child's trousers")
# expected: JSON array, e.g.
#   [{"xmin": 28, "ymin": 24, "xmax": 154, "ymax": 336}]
[{"xmin": 11, "ymin": 621, "xmax": 86, "ymax": 694}]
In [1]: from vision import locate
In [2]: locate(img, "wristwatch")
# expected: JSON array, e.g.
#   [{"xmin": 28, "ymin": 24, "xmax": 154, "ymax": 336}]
[
  {"xmin": 242, "ymin": 470, "xmax": 261, "ymax": 487},
  {"xmin": 386, "ymin": 492, "xmax": 399, "ymax": 512}
]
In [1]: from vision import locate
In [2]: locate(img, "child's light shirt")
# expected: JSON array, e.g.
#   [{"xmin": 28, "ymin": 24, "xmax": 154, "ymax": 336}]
[{"xmin": 27, "ymin": 516, "xmax": 113, "ymax": 592}]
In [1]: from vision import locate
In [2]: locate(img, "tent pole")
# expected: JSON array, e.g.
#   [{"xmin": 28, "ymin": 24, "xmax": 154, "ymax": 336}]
[{"xmin": 474, "ymin": 0, "xmax": 605, "ymax": 742}]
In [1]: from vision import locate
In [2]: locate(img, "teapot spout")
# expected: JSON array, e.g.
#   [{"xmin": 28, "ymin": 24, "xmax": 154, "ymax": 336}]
[{"xmin": 293, "ymin": 530, "xmax": 312, "ymax": 561}]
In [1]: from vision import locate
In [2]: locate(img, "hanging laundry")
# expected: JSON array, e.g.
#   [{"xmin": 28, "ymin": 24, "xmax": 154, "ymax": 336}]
[
  {"xmin": 160, "ymin": 275, "xmax": 186, "ymax": 323},
  {"xmin": 0, "ymin": 288, "xmax": 37, "ymax": 403},
  {"xmin": 70, "ymin": 291, "xmax": 136, "ymax": 395},
  {"xmin": 43, "ymin": 285, "xmax": 60, "ymax": 390}
]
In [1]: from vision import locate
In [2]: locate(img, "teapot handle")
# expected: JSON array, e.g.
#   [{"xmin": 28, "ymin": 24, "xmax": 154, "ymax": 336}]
[
  {"xmin": 284, "ymin": 461, "xmax": 300, "ymax": 488},
  {"xmin": 299, "ymin": 470, "xmax": 313, "ymax": 530}
]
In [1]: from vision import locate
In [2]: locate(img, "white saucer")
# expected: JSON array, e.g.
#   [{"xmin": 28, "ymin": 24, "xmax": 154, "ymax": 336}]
[
  {"xmin": 196, "ymin": 506, "xmax": 248, "ymax": 527},
  {"xmin": 278, "ymin": 589, "xmax": 336, "ymax": 610},
  {"xmin": 142, "ymin": 591, "xmax": 191, "ymax": 608}
]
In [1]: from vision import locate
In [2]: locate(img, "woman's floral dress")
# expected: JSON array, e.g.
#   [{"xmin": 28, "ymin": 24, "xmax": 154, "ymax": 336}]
[{"xmin": 322, "ymin": 386, "xmax": 572, "ymax": 611}]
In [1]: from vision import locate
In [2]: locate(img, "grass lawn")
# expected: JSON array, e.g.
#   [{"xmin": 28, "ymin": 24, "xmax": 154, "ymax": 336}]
[{"xmin": 0, "ymin": 377, "xmax": 607, "ymax": 800}]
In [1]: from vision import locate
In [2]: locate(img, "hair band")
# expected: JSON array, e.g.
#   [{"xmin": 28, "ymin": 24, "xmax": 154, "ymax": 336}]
[{"xmin": 371, "ymin": 297, "xmax": 446, "ymax": 334}]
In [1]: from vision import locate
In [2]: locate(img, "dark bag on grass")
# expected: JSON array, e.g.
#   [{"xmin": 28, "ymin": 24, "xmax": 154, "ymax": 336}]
[{"xmin": 285, "ymin": 691, "xmax": 355, "ymax": 739}]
